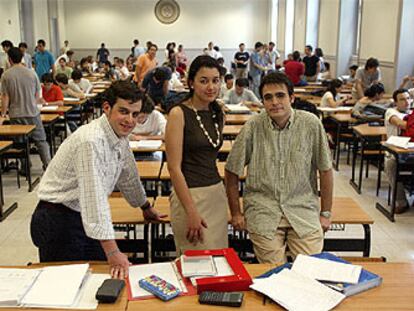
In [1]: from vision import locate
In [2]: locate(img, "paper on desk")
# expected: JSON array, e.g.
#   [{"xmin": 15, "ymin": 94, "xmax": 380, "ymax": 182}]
[
  {"xmin": 189, "ymin": 256, "xmax": 234, "ymax": 286},
  {"xmin": 385, "ymin": 136, "xmax": 414, "ymax": 149},
  {"xmin": 0, "ymin": 268, "xmax": 41, "ymax": 306},
  {"xmin": 64, "ymin": 97, "xmax": 81, "ymax": 102},
  {"xmin": 129, "ymin": 140, "xmax": 162, "ymax": 149},
  {"xmin": 225, "ymin": 104, "xmax": 250, "ymax": 112},
  {"xmin": 250, "ymin": 269, "xmax": 345, "ymax": 311},
  {"xmin": 41, "ymin": 105, "xmax": 59, "ymax": 111},
  {"xmin": 21, "ymin": 263, "xmax": 89, "ymax": 307},
  {"xmin": 318, "ymin": 107, "xmax": 352, "ymax": 112},
  {"xmin": 292, "ymin": 254, "xmax": 361, "ymax": 284},
  {"xmin": 128, "ymin": 262, "xmax": 186, "ymax": 298}
]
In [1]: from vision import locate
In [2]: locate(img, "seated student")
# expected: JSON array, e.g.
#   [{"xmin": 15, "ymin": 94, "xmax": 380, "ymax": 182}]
[
  {"xmin": 284, "ymin": 51, "xmax": 307, "ymax": 86},
  {"xmin": 56, "ymin": 73, "xmax": 85, "ymax": 99},
  {"xmin": 223, "ymin": 78, "xmax": 260, "ymax": 106},
  {"xmin": 351, "ymin": 83, "xmax": 389, "ymax": 119},
  {"xmin": 130, "ymin": 96, "xmax": 166, "ymax": 141},
  {"xmin": 319, "ymin": 62, "xmax": 331, "ymax": 80},
  {"xmin": 69, "ymin": 70, "xmax": 93, "ymax": 94},
  {"xmin": 79, "ymin": 57, "xmax": 91, "ymax": 75},
  {"xmin": 40, "ymin": 73, "xmax": 64, "ymax": 106},
  {"xmin": 103, "ymin": 60, "xmax": 117, "ymax": 81},
  {"xmin": 142, "ymin": 66, "xmax": 172, "ymax": 107},
  {"xmin": 384, "ymin": 88, "xmax": 412, "ymax": 213},
  {"xmin": 352, "ymin": 57, "xmax": 381, "ymax": 100},
  {"xmin": 347, "ymin": 65, "xmax": 359, "ymax": 85},
  {"xmin": 55, "ymin": 57, "xmax": 73, "ymax": 79},
  {"xmin": 114, "ymin": 58, "xmax": 130, "ymax": 81},
  {"xmin": 166, "ymin": 63, "xmax": 184, "ymax": 90},
  {"xmin": 320, "ymin": 79, "xmax": 348, "ymax": 108},
  {"xmin": 219, "ymin": 73, "xmax": 234, "ymax": 99},
  {"xmin": 55, "ymin": 50, "xmax": 75, "ymax": 68}
]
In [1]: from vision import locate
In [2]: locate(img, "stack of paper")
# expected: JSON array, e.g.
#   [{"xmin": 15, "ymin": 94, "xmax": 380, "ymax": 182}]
[
  {"xmin": 318, "ymin": 106, "xmax": 352, "ymax": 112},
  {"xmin": 0, "ymin": 269, "xmax": 41, "ymax": 306},
  {"xmin": 64, "ymin": 97, "xmax": 81, "ymax": 102},
  {"xmin": 129, "ymin": 140, "xmax": 163, "ymax": 149},
  {"xmin": 251, "ymin": 269, "xmax": 345, "ymax": 311},
  {"xmin": 181, "ymin": 255, "xmax": 217, "ymax": 278},
  {"xmin": 385, "ymin": 136, "xmax": 414, "ymax": 149},
  {"xmin": 41, "ymin": 105, "xmax": 59, "ymax": 111}
]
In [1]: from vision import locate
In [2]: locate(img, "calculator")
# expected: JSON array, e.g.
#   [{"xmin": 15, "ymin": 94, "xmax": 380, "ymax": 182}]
[
  {"xmin": 199, "ymin": 291, "xmax": 244, "ymax": 307},
  {"xmin": 139, "ymin": 275, "xmax": 181, "ymax": 301}
]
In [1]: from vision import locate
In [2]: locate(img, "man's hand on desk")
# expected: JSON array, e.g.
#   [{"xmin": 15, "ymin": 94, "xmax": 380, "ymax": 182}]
[
  {"xmin": 142, "ymin": 206, "xmax": 168, "ymax": 222},
  {"xmin": 107, "ymin": 250, "xmax": 131, "ymax": 279}
]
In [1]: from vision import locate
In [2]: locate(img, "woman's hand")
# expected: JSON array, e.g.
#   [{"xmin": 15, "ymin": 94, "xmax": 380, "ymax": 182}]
[{"xmin": 186, "ymin": 210, "xmax": 208, "ymax": 245}]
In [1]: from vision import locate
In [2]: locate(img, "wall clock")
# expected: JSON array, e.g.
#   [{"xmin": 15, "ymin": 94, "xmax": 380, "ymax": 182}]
[{"xmin": 154, "ymin": 0, "xmax": 180, "ymax": 24}]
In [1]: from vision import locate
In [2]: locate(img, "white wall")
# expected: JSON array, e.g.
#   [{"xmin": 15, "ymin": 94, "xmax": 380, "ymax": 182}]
[
  {"xmin": 63, "ymin": 0, "xmax": 270, "ymax": 50},
  {"xmin": 359, "ymin": 0, "xmax": 399, "ymax": 62},
  {"xmin": 318, "ymin": 0, "xmax": 339, "ymax": 56},
  {"xmin": 0, "ymin": 0, "xmax": 21, "ymax": 44},
  {"xmin": 293, "ymin": 0, "xmax": 306, "ymax": 52},
  {"xmin": 277, "ymin": 0, "xmax": 286, "ymax": 55}
]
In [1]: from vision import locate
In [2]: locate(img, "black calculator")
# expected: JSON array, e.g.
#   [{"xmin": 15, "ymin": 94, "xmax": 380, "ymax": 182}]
[{"xmin": 198, "ymin": 291, "xmax": 244, "ymax": 307}]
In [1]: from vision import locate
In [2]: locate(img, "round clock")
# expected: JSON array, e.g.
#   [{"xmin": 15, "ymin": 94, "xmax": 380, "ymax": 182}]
[{"xmin": 154, "ymin": 0, "xmax": 180, "ymax": 24}]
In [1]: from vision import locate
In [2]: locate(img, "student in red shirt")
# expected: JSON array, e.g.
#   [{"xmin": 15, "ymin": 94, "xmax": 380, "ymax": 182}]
[
  {"xmin": 40, "ymin": 73, "xmax": 64, "ymax": 106},
  {"xmin": 284, "ymin": 51, "xmax": 307, "ymax": 86}
]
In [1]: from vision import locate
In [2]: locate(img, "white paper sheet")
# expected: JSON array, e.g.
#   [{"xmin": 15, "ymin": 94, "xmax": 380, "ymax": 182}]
[
  {"xmin": 21, "ymin": 264, "xmax": 89, "ymax": 307},
  {"xmin": 318, "ymin": 107, "xmax": 352, "ymax": 112},
  {"xmin": 292, "ymin": 254, "xmax": 362, "ymax": 284},
  {"xmin": 0, "ymin": 268, "xmax": 41, "ymax": 306},
  {"xmin": 225, "ymin": 104, "xmax": 250, "ymax": 112},
  {"xmin": 250, "ymin": 269, "xmax": 345, "ymax": 311},
  {"xmin": 41, "ymin": 105, "xmax": 59, "ymax": 111},
  {"xmin": 129, "ymin": 140, "xmax": 162, "ymax": 149},
  {"xmin": 181, "ymin": 255, "xmax": 216, "ymax": 277},
  {"xmin": 128, "ymin": 263, "xmax": 186, "ymax": 298},
  {"xmin": 64, "ymin": 97, "xmax": 81, "ymax": 102},
  {"xmin": 385, "ymin": 136, "xmax": 414, "ymax": 149}
]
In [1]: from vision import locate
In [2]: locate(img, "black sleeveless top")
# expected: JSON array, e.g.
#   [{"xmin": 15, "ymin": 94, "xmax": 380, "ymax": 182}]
[{"xmin": 179, "ymin": 103, "xmax": 223, "ymax": 188}]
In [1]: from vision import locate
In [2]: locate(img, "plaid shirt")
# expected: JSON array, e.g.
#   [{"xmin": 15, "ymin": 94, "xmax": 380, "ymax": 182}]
[{"xmin": 38, "ymin": 115, "xmax": 147, "ymax": 240}]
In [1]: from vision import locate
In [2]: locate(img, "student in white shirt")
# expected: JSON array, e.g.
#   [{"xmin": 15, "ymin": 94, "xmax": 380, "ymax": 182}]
[
  {"xmin": 115, "ymin": 58, "xmax": 130, "ymax": 81},
  {"xmin": 31, "ymin": 81, "xmax": 166, "ymax": 278},
  {"xmin": 321, "ymin": 79, "xmax": 348, "ymax": 108},
  {"xmin": 219, "ymin": 73, "xmax": 234, "ymax": 99},
  {"xmin": 69, "ymin": 70, "xmax": 93, "ymax": 94},
  {"xmin": 384, "ymin": 88, "xmax": 413, "ymax": 213},
  {"xmin": 130, "ymin": 96, "xmax": 166, "ymax": 141},
  {"xmin": 223, "ymin": 78, "xmax": 260, "ymax": 106}
]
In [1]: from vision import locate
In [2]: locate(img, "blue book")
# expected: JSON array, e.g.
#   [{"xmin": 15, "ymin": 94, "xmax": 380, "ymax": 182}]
[{"xmin": 257, "ymin": 252, "xmax": 382, "ymax": 297}]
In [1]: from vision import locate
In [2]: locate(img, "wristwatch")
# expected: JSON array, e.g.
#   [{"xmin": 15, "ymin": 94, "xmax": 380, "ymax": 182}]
[
  {"xmin": 140, "ymin": 201, "xmax": 151, "ymax": 211},
  {"xmin": 320, "ymin": 211, "xmax": 332, "ymax": 219}
]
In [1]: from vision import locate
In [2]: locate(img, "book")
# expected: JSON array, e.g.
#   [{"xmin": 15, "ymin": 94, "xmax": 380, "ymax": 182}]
[
  {"xmin": 257, "ymin": 253, "xmax": 382, "ymax": 297},
  {"xmin": 180, "ymin": 255, "xmax": 217, "ymax": 278},
  {"xmin": 385, "ymin": 136, "xmax": 414, "ymax": 149}
]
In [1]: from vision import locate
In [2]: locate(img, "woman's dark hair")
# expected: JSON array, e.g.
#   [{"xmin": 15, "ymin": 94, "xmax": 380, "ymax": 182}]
[
  {"xmin": 170, "ymin": 55, "xmax": 223, "ymax": 122},
  {"xmin": 315, "ymin": 47, "xmax": 324, "ymax": 57},
  {"xmin": 102, "ymin": 81, "xmax": 144, "ymax": 107},
  {"xmin": 364, "ymin": 83, "xmax": 385, "ymax": 98},
  {"xmin": 326, "ymin": 78, "xmax": 343, "ymax": 97}
]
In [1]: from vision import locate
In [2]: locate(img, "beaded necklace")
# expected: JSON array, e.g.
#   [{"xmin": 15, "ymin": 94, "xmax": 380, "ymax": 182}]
[{"xmin": 190, "ymin": 101, "xmax": 221, "ymax": 148}]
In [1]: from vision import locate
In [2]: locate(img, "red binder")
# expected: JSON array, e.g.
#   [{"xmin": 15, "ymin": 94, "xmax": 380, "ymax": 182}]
[{"xmin": 183, "ymin": 248, "xmax": 253, "ymax": 294}]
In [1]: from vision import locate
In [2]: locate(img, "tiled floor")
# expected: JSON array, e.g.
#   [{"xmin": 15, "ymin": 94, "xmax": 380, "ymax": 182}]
[{"xmin": 0, "ymin": 153, "xmax": 413, "ymax": 266}]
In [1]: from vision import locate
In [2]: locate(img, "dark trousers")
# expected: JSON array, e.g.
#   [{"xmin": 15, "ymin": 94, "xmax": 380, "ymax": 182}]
[{"xmin": 30, "ymin": 201, "xmax": 106, "ymax": 262}]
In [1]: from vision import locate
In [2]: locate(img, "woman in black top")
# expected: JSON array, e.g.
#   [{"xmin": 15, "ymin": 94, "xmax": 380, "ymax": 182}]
[{"xmin": 165, "ymin": 56, "xmax": 228, "ymax": 254}]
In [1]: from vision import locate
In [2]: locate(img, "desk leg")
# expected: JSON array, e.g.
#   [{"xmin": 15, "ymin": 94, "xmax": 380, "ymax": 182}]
[
  {"xmin": 334, "ymin": 122, "xmax": 341, "ymax": 171},
  {"xmin": 363, "ymin": 224, "xmax": 371, "ymax": 257},
  {"xmin": 24, "ymin": 135, "xmax": 40, "ymax": 192},
  {"xmin": 0, "ymin": 168, "xmax": 18, "ymax": 222},
  {"xmin": 376, "ymin": 154, "xmax": 397, "ymax": 222},
  {"xmin": 64, "ymin": 112, "xmax": 68, "ymax": 139},
  {"xmin": 349, "ymin": 134, "xmax": 363, "ymax": 194}
]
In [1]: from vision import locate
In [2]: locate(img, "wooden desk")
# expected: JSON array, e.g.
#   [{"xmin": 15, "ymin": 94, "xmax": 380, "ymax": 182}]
[
  {"xmin": 223, "ymin": 125, "xmax": 243, "ymax": 138},
  {"xmin": 152, "ymin": 196, "xmax": 372, "ymax": 257},
  {"xmin": 376, "ymin": 143, "xmax": 414, "ymax": 222},
  {"xmin": 329, "ymin": 113, "xmax": 358, "ymax": 170},
  {"xmin": 41, "ymin": 114, "xmax": 60, "ymax": 155},
  {"xmin": 127, "ymin": 262, "xmax": 414, "ymax": 311},
  {"xmin": 350, "ymin": 124, "xmax": 386, "ymax": 194},
  {"xmin": 136, "ymin": 161, "xmax": 162, "ymax": 180},
  {"xmin": 0, "ymin": 262, "xmax": 127, "ymax": 311},
  {"xmin": 0, "ymin": 125, "xmax": 38, "ymax": 192},
  {"xmin": 225, "ymin": 114, "xmax": 251, "ymax": 125},
  {"xmin": 40, "ymin": 105, "xmax": 73, "ymax": 138},
  {"xmin": 0, "ymin": 141, "xmax": 16, "ymax": 221},
  {"xmin": 64, "ymin": 98, "xmax": 87, "ymax": 106}
]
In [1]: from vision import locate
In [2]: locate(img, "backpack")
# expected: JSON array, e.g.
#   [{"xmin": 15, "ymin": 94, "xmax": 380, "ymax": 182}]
[{"xmin": 292, "ymin": 99, "xmax": 320, "ymax": 118}]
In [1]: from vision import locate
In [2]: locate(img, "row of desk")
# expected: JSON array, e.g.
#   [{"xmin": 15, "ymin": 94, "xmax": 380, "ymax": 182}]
[{"xmin": 2, "ymin": 261, "xmax": 412, "ymax": 311}]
